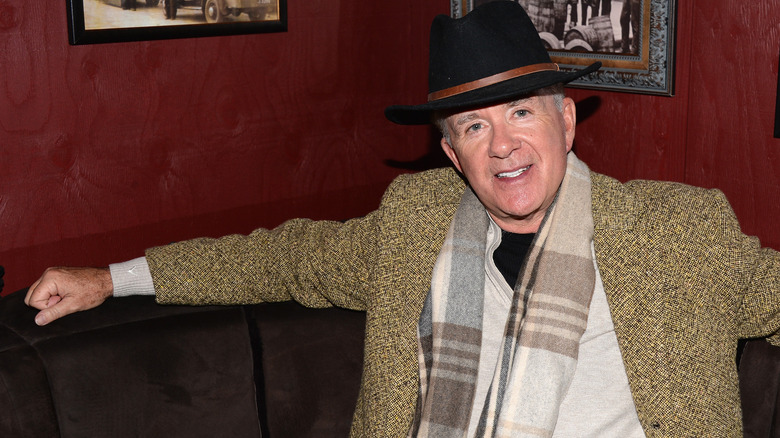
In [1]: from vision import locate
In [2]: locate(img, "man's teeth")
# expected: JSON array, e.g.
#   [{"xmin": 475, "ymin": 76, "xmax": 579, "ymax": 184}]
[{"xmin": 497, "ymin": 166, "xmax": 530, "ymax": 178}]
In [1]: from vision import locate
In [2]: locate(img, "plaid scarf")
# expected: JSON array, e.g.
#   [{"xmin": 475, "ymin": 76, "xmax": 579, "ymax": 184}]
[{"xmin": 409, "ymin": 153, "xmax": 596, "ymax": 437}]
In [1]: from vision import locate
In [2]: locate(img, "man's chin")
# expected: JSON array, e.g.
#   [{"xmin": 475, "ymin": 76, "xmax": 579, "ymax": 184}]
[{"xmin": 487, "ymin": 207, "xmax": 545, "ymax": 234}]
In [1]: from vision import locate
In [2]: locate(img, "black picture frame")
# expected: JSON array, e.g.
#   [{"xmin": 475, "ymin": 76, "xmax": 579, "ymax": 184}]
[
  {"xmin": 67, "ymin": 0, "xmax": 287, "ymax": 45},
  {"xmin": 452, "ymin": 0, "xmax": 676, "ymax": 96}
]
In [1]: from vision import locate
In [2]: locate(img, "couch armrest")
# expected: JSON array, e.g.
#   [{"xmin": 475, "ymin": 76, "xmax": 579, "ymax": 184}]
[
  {"xmin": 0, "ymin": 289, "xmax": 261, "ymax": 438},
  {"xmin": 740, "ymin": 338, "xmax": 780, "ymax": 437},
  {"xmin": 0, "ymin": 323, "xmax": 58, "ymax": 436}
]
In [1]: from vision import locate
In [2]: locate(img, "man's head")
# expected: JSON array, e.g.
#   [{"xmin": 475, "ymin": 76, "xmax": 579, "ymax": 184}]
[
  {"xmin": 437, "ymin": 84, "xmax": 576, "ymax": 233},
  {"xmin": 385, "ymin": 1, "xmax": 600, "ymax": 233}
]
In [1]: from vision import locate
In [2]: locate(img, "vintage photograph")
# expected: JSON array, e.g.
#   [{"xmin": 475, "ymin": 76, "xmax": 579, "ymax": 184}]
[
  {"xmin": 452, "ymin": 0, "xmax": 676, "ymax": 95},
  {"xmin": 67, "ymin": 0, "xmax": 286, "ymax": 45}
]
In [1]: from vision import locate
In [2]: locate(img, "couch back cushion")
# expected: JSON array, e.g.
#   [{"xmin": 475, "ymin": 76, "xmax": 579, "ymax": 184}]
[{"xmin": 247, "ymin": 301, "xmax": 365, "ymax": 438}]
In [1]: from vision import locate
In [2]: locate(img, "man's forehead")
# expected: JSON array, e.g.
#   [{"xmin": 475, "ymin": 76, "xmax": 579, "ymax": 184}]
[{"xmin": 448, "ymin": 95, "xmax": 542, "ymax": 124}]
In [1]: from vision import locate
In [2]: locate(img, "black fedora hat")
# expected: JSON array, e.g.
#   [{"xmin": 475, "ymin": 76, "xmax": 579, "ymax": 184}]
[{"xmin": 385, "ymin": 1, "xmax": 601, "ymax": 125}]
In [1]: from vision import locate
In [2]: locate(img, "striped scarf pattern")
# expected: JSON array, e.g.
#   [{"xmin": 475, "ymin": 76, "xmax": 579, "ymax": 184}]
[{"xmin": 410, "ymin": 153, "xmax": 596, "ymax": 437}]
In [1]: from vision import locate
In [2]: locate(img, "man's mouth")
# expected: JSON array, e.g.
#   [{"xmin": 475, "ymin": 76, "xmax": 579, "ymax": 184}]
[{"xmin": 496, "ymin": 165, "xmax": 531, "ymax": 179}]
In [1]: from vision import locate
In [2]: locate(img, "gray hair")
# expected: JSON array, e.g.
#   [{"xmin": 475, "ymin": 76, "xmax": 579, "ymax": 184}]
[{"xmin": 434, "ymin": 84, "xmax": 566, "ymax": 143}]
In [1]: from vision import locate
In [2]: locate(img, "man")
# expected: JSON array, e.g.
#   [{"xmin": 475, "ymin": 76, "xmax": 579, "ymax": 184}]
[{"xmin": 25, "ymin": 1, "xmax": 780, "ymax": 437}]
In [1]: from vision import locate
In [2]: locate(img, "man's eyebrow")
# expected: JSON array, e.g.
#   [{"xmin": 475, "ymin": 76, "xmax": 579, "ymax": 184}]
[
  {"xmin": 454, "ymin": 112, "xmax": 479, "ymax": 127},
  {"xmin": 506, "ymin": 97, "xmax": 533, "ymax": 107}
]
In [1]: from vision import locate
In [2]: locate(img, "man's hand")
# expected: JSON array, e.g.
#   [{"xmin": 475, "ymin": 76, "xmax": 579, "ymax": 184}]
[{"xmin": 25, "ymin": 267, "xmax": 114, "ymax": 326}]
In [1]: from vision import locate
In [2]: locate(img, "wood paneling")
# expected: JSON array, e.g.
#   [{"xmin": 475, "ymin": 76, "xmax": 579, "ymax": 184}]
[
  {"xmin": 684, "ymin": 1, "xmax": 780, "ymax": 248},
  {"xmin": 571, "ymin": 0, "xmax": 780, "ymax": 250},
  {"xmin": 0, "ymin": 0, "xmax": 447, "ymax": 293}
]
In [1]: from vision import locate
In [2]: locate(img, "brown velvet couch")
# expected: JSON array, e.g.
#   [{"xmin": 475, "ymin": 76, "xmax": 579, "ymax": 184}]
[
  {"xmin": 0, "ymin": 289, "xmax": 364, "ymax": 437},
  {"xmin": 0, "ymin": 287, "xmax": 778, "ymax": 437}
]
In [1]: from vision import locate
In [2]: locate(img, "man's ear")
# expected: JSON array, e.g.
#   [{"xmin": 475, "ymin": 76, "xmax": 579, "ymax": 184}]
[
  {"xmin": 440, "ymin": 137, "xmax": 463, "ymax": 173},
  {"xmin": 562, "ymin": 97, "xmax": 576, "ymax": 152}
]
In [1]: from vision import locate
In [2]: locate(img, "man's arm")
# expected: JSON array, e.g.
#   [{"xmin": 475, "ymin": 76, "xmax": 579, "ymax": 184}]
[
  {"xmin": 25, "ymin": 213, "xmax": 381, "ymax": 324},
  {"xmin": 24, "ymin": 213, "xmax": 380, "ymax": 325}
]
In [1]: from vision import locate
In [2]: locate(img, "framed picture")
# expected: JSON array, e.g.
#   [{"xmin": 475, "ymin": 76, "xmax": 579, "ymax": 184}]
[
  {"xmin": 451, "ymin": 0, "xmax": 676, "ymax": 96},
  {"xmin": 67, "ymin": 0, "xmax": 287, "ymax": 45}
]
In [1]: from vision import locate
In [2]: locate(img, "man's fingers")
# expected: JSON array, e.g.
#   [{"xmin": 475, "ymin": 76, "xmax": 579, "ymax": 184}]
[
  {"xmin": 24, "ymin": 283, "xmax": 36, "ymax": 307},
  {"xmin": 25, "ymin": 276, "xmax": 56, "ymax": 310},
  {"xmin": 34, "ymin": 294, "xmax": 88, "ymax": 326},
  {"xmin": 24, "ymin": 276, "xmax": 46, "ymax": 307},
  {"xmin": 46, "ymin": 295, "xmax": 62, "ymax": 308},
  {"xmin": 35, "ymin": 307, "xmax": 58, "ymax": 326}
]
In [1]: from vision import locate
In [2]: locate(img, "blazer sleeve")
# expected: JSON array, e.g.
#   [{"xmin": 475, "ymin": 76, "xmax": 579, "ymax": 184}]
[
  {"xmin": 145, "ymin": 209, "xmax": 381, "ymax": 311},
  {"xmin": 701, "ymin": 189, "xmax": 780, "ymax": 343}
]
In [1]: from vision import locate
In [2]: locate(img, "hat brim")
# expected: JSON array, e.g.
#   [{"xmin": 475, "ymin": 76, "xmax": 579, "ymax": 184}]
[{"xmin": 385, "ymin": 62, "xmax": 601, "ymax": 125}]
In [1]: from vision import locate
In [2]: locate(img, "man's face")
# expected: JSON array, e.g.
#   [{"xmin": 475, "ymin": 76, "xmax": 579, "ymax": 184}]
[{"xmin": 440, "ymin": 93, "xmax": 576, "ymax": 234}]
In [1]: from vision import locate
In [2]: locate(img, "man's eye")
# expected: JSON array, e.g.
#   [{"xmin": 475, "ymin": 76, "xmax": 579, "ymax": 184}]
[
  {"xmin": 514, "ymin": 109, "xmax": 529, "ymax": 117},
  {"xmin": 466, "ymin": 122, "xmax": 483, "ymax": 133}
]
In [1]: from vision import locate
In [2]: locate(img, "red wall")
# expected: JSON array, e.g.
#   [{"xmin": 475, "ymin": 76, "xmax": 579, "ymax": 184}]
[
  {"xmin": 569, "ymin": 1, "xmax": 780, "ymax": 251},
  {"xmin": 0, "ymin": 0, "xmax": 447, "ymax": 294},
  {"xmin": 1, "ymin": 0, "xmax": 779, "ymax": 295}
]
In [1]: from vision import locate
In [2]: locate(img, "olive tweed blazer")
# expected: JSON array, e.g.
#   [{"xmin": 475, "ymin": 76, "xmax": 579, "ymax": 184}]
[{"xmin": 147, "ymin": 167, "xmax": 780, "ymax": 437}]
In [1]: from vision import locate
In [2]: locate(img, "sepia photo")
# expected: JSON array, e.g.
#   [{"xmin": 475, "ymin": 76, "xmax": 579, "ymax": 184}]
[{"xmin": 67, "ymin": 0, "xmax": 287, "ymax": 45}]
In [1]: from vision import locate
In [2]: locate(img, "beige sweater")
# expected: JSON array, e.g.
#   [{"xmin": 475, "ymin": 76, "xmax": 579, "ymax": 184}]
[{"xmin": 147, "ymin": 167, "xmax": 780, "ymax": 437}]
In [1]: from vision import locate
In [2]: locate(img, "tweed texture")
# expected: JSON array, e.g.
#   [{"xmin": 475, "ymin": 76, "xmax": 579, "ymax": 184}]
[{"xmin": 147, "ymin": 166, "xmax": 780, "ymax": 437}]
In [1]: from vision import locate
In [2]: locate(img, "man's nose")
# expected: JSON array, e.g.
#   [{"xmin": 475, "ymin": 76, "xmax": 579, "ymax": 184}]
[{"xmin": 488, "ymin": 123, "xmax": 518, "ymax": 158}]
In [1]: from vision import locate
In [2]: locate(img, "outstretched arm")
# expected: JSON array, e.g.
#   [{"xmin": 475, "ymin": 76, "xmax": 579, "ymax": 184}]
[{"xmin": 24, "ymin": 267, "xmax": 113, "ymax": 326}]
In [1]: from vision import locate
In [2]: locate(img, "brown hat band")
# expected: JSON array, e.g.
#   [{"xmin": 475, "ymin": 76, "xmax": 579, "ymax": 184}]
[{"xmin": 427, "ymin": 62, "xmax": 560, "ymax": 102}]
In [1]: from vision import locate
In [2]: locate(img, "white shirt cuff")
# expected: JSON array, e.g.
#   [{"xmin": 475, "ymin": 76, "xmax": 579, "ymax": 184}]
[{"xmin": 109, "ymin": 257, "xmax": 155, "ymax": 297}]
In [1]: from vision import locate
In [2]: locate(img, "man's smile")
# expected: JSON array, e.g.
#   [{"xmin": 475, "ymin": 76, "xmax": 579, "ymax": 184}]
[{"xmin": 496, "ymin": 165, "xmax": 531, "ymax": 179}]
